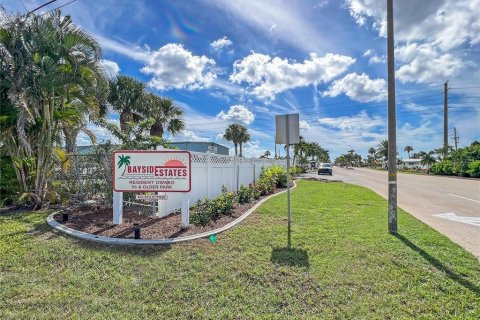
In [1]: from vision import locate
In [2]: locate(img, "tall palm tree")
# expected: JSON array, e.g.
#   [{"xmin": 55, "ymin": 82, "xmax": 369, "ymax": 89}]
[
  {"xmin": 376, "ymin": 139, "xmax": 389, "ymax": 161},
  {"xmin": 224, "ymin": 124, "xmax": 243, "ymax": 156},
  {"xmin": 238, "ymin": 126, "xmax": 250, "ymax": 157},
  {"xmin": 145, "ymin": 94, "xmax": 185, "ymax": 138},
  {"xmin": 108, "ymin": 75, "xmax": 145, "ymax": 134},
  {"xmin": 0, "ymin": 10, "xmax": 103, "ymax": 208},
  {"xmin": 404, "ymin": 145, "xmax": 413, "ymax": 159}
]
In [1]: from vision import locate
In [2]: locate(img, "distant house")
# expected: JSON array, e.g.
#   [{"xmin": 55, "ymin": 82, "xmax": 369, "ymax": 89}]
[
  {"xmin": 401, "ymin": 158, "xmax": 428, "ymax": 170},
  {"xmin": 71, "ymin": 141, "xmax": 229, "ymax": 156},
  {"xmin": 169, "ymin": 142, "xmax": 229, "ymax": 155}
]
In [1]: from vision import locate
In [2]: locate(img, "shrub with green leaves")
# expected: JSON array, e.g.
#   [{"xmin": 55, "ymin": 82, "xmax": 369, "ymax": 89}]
[
  {"xmin": 238, "ymin": 184, "xmax": 255, "ymax": 204},
  {"xmin": 190, "ymin": 186, "xmax": 237, "ymax": 225},
  {"xmin": 467, "ymin": 160, "xmax": 480, "ymax": 178},
  {"xmin": 261, "ymin": 166, "xmax": 289, "ymax": 188}
]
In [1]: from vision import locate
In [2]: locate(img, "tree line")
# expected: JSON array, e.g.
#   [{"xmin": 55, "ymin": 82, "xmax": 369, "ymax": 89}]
[{"xmin": 334, "ymin": 139, "xmax": 480, "ymax": 178}]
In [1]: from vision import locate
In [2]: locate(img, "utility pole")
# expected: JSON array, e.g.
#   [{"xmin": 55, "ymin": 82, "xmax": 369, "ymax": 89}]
[
  {"xmin": 444, "ymin": 81, "xmax": 449, "ymax": 153},
  {"xmin": 387, "ymin": 0, "xmax": 397, "ymax": 234},
  {"xmin": 453, "ymin": 127, "xmax": 459, "ymax": 151}
]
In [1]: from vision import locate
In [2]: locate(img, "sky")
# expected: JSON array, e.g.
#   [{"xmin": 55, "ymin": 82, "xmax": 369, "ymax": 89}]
[{"xmin": 2, "ymin": 0, "xmax": 479, "ymax": 159}]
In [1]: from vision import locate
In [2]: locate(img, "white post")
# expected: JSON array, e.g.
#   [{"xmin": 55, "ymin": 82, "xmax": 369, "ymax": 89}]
[
  {"xmin": 232, "ymin": 156, "xmax": 236, "ymax": 191},
  {"xmin": 113, "ymin": 191, "xmax": 123, "ymax": 225},
  {"xmin": 207, "ymin": 153, "xmax": 212, "ymax": 198},
  {"xmin": 157, "ymin": 192, "xmax": 167, "ymax": 217},
  {"xmin": 181, "ymin": 192, "xmax": 190, "ymax": 229},
  {"xmin": 251, "ymin": 158, "xmax": 255, "ymax": 184}
]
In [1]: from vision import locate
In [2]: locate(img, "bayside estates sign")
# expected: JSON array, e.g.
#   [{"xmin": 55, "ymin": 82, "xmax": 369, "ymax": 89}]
[{"xmin": 113, "ymin": 151, "xmax": 191, "ymax": 192}]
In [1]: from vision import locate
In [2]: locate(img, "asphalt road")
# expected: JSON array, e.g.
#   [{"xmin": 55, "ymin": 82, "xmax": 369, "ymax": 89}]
[{"xmin": 303, "ymin": 167, "xmax": 480, "ymax": 259}]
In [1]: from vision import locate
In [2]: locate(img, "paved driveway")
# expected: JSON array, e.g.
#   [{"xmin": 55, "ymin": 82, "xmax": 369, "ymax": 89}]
[{"xmin": 302, "ymin": 167, "xmax": 480, "ymax": 259}]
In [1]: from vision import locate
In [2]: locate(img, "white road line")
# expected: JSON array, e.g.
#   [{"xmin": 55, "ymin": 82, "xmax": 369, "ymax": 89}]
[
  {"xmin": 434, "ymin": 213, "xmax": 480, "ymax": 227},
  {"xmin": 448, "ymin": 194, "xmax": 480, "ymax": 204}
]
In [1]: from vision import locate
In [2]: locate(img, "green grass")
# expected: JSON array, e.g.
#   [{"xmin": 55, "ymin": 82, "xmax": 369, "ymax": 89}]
[{"xmin": 1, "ymin": 180, "xmax": 479, "ymax": 319}]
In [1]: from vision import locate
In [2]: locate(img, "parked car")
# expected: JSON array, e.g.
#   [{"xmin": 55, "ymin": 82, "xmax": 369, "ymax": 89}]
[{"xmin": 318, "ymin": 163, "xmax": 333, "ymax": 175}]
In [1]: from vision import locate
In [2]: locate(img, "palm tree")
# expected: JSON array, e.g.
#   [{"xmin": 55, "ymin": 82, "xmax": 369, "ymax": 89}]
[
  {"xmin": 404, "ymin": 146, "xmax": 413, "ymax": 159},
  {"xmin": 224, "ymin": 124, "xmax": 249, "ymax": 156},
  {"xmin": 368, "ymin": 147, "xmax": 376, "ymax": 160},
  {"xmin": 376, "ymin": 140, "xmax": 389, "ymax": 161},
  {"xmin": 145, "ymin": 94, "xmax": 185, "ymax": 138},
  {"xmin": 108, "ymin": 75, "xmax": 145, "ymax": 134},
  {"xmin": 0, "ymin": 10, "xmax": 103, "ymax": 208},
  {"xmin": 263, "ymin": 151, "xmax": 271, "ymax": 158},
  {"xmin": 238, "ymin": 126, "xmax": 250, "ymax": 157},
  {"xmin": 420, "ymin": 152, "xmax": 436, "ymax": 171}
]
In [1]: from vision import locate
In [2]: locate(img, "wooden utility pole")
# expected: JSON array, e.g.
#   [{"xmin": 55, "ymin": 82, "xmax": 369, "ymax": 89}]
[
  {"xmin": 453, "ymin": 127, "xmax": 459, "ymax": 151},
  {"xmin": 387, "ymin": 0, "xmax": 397, "ymax": 234},
  {"xmin": 444, "ymin": 81, "xmax": 449, "ymax": 152}
]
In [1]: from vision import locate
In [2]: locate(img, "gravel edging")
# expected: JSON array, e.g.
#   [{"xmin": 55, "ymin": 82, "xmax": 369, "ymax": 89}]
[{"xmin": 47, "ymin": 181, "xmax": 297, "ymax": 245}]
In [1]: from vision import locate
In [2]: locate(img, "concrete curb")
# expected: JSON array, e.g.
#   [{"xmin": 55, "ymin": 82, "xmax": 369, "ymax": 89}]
[{"xmin": 47, "ymin": 181, "xmax": 297, "ymax": 245}]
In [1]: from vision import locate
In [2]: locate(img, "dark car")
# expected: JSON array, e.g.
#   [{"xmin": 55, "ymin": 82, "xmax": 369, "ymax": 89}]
[{"xmin": 318, "ymin": 163, "xmax": 333, "ymax": 175}]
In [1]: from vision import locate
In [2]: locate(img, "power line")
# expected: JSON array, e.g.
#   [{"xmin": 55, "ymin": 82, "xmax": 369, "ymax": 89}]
[
  {"xmin": 40, "ymin": 0, "xmax": 79, "ymax": 16},
  {"xmin": 26, "ymin": 0, "xmax": 58, "ymax": 16}
]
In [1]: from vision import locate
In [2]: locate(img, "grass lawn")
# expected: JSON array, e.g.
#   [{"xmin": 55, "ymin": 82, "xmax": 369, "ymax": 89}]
[{"xmin": 1, "ymin": 180, "xmax": 479, "ymax": 319}]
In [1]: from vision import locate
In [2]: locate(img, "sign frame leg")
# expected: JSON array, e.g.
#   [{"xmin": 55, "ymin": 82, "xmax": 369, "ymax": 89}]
[
  {"xmin": 181, "ymin": 193, "xmax": 190, "ymax": 229},
  {"xmin": 113, "ymin": 191, "xmax": 123, "ymax": 225}
]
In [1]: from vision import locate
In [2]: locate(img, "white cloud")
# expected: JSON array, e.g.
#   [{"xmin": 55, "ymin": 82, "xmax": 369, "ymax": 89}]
[
  {"xmin": 345, "ymin": 0, "xmax": 478, "ymax": 85},
  {"xmin": 210, "ymin": 0, "xmax": 336, "ymax": 53},
  {"xmin": 210, "ymin": 36, "xmax": 233, "ymax": 51},
  {"xmin": 95, "ymin": 34, "xmax": 149, "ymax": 62},
  {"xmin": 345, "ymin": 0, "xmax": 480, "ymax": 50},
  {"xmin": 323, "ymin": 73, "xmax": 387, "ymax": 102},
  {"xmin": 171, "ymin": 130, "xmax": 210, "ymax": 142},
  {"xmin": 395, "ymin": 43, "xmax": 464, "ymax": 83},
  {"xmin": 100, "ymin": 59, "xmax": 120, "ymax": 78},
  {"xmin": 230, "ymin": 52, "xmax": 355, "ymax": 100},
  {"xmin": 300, "ymin": 120, "xmax": 310, "ymax": 129},
  {"xmin": 318, "ymin": 110, "xmax": 384, "ymax": 132},
  {"xmin": 241, "ymin": 140, "xmax": 264, "ymax": 158},
  {"xmin": 217, "ymin": 105, "xmax": 255, "ymax": 125},
  {"xmin": 363, "ymin": 49, "xmax": 374, "ymax": 57},
  {"xmin": 141, "ymin": 43, "xmax": 217, "ymax": 90},
  {"xmin": 368, "ymin": 55, "xmax": 385, "ymax": 64}
]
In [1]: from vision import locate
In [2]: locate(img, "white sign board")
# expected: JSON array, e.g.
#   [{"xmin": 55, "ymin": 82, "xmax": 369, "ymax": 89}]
[
  {"xmin": 275, "ymin": 113, "xmax": 300, "ymax": 144},
  {"xmin": 135, "ymin": 194, "xmax": 168, "ymax": 201},
  {"xmin": 113, "ymin": 151, "xmax": 191, "ymax": 192}
]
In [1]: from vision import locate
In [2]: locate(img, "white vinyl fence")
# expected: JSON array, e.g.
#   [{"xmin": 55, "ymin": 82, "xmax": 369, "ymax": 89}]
[{"xmin": 122, "ymin": 150, "xmax": 286, "ymax": 217}]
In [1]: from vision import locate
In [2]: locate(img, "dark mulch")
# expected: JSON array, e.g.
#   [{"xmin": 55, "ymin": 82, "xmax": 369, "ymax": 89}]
[{"xmin": 53, "ymin": 188, "xmax": 285, "ymax": 240}]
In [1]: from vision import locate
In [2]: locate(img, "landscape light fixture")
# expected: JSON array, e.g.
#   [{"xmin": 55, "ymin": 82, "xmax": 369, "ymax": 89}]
[
  {"xmin": 62, "ymin": 209, "xmax": 69, "ymax": 222},
  {"xmin": 134, "ymin": 223, "xmax": 141, "ymax": 239}
]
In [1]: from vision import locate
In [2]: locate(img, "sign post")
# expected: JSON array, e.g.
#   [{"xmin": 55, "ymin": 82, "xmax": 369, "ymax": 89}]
[
  {"xmin": 275, "ymin": 114, "xmax": 299, "ymax": 248},
  {"xmin": 112, "ymin": 150, "xmax": 192, "ymax": 227}
]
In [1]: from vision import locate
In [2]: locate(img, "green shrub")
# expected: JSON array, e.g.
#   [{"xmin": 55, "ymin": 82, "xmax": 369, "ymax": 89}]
[
  {"xmin": 190, "ymin": 186, "xmax": 237, "ymax": 225},
  {"xmin": 256, "ymin": 176, "xmax": 276, "ymax": 196},
  {"xmin": 215, "ymin": 186, "xmax": 236, "ymax": 216},
  {"xmin": 292, "ymin": 166, "xmax": 306, "ymax": 174},
  {"xmin": 190, "ymin": 199, "xmax": 213, "ymax": 225},
  {"xmin": 238, "ymin": 184, "xmax": 255, "ymax": 204},
  {"xmin": 467, "ymin": 160, "xmax": 480, "ymax": 178},
  {"xmin": 261, "ymin": 166, "xmax": 289, "ymax": 188}
]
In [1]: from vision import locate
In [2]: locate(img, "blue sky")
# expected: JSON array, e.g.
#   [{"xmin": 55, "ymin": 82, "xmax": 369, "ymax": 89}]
[{"xmin": 3, "ymin": 0, "xmax": 479, "ymax": 158}]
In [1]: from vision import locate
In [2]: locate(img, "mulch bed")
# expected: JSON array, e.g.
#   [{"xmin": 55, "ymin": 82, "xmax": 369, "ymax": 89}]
[{"xmin": 53, "ymin": 188, "xmax": 285, "ymax": 240}]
